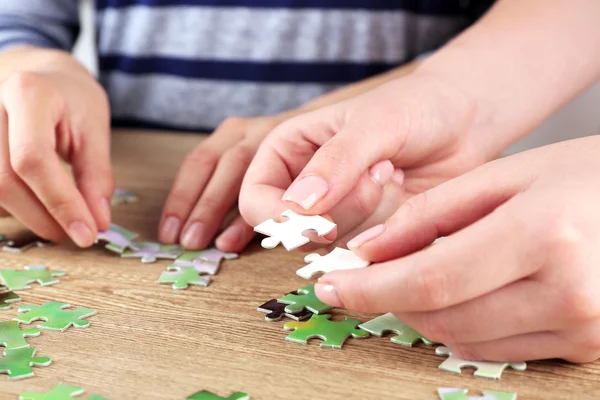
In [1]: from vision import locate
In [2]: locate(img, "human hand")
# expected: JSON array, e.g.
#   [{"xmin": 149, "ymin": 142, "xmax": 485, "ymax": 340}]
[{"xmin": 316, "ymin": 136, "xmax": 600, "ymax": 363}]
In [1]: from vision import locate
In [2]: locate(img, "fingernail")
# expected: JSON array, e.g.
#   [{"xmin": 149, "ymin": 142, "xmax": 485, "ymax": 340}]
[
  {"xmin": 101, "ymin": 198, "xmax": 111, "ymax": 223},
  {"xmin": 315, "ymin": 283, "xmax": 343, "ymax": 307},
  {"xmin": 347, "ymin": 224, "xmax": 386, "ymax": 249},
  {"xmin": 216, "ymin": 225, "xmax": 242, "ymax": 247},
  {"xmin": 161, "ymin": 216, "xmax": 181, "ymax": 243},
  {"xmin": 282, "ymin": 175, "xmax": 329, "ymax": 210},
  {"xmin": 181, "ymin": 222, "xmax": 207, "ymax": 249},
  {"xmin": 68, "ymin": 221, "xmax": 94, "ymax": 247},
  {"xmin": 369, "ymin": 161, "xmax": 394, "ymax": 186},
  {"xmin": 392, "ymin": 169, "xmax": 405, "ymax": 185}
]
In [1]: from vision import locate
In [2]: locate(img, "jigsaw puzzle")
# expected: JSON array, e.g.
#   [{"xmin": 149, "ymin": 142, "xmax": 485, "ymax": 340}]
[
  {"xmin": 296, "ymin": 247, "xmax": 370, "ymax": 279},
  {"xmin": 95, "ymin": 224, "xmax": 139, "ymax": 253},
  {"xmin": 0, "ymin": 321, "xmax": 40, "ymax": 350},
  {"xmin": 20, "ymin": 383, "xmax": 107, "ymax": 400},
  {"xmin": 257, "ymin": 298, "xmax": 312, "ymax": 322},
  {"xmin": 158, "ymin": 265, "xmax": 211, "ymax": 290},
  {"xmin": 284, "ymin": 313, "xmax": 369, "ymax": 349},
  {"xmin": 110, "ymin": 188, "xmax": 139, "ymax": 206},
  {"xmin": 0, "ymin": 288, "xmax": 20, "ymax": 310},
  {"xmin": 437, "ymin": 387, "xmax": 517, "ymax": 400},
  {"xmin": 358, "ymin": 313, "xmax": 435, "ymax": 347},
  {"xmin": 14, "ymin": 302, "xmax": 97, "ymax": 332},
  {"xmin": 172, "ymin": 248, "xmax": 237, "ymax": 275},
  {"xmin": 436, "ymin": 347, "xmax": 527, "ymax": 380},
  {"xmin": 278, "ymin": 285, "xmax": 332, "ymax": 314},
  {"xmin": 186, "ymin": 391, "xmax": 249, "ymax": 400},
  {"xmin": 0, "ymin": 347, "xmax": 51, "ymax": 380},
  {"xmin": 0, "ymin": 231, "xmax": 51, "ymax": 253},
  {"xmin": 121, "ymin": 241, "xmax": 183, "ymax": 263},
  {"xmin": 254, "ymin": 209, "xmax": 336, "ymax": 250},
  {"xmin": 0, "ymin": 265, "xmax": 65, "ymax": 291}
]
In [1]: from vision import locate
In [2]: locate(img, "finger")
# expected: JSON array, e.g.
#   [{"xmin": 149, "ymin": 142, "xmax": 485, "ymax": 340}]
[
  {"xmin": 0, "ymin": 207, "xmax": 9, "ymax": 218},
  {"xmin": 215, "ymin": 214, "xmax": 256, "ymax": 253}
]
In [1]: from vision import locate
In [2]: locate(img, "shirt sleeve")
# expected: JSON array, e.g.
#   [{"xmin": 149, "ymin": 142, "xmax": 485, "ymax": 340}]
[{"xmin": 0, "ymin": 0, "xmax": 81, "ymax": 53}]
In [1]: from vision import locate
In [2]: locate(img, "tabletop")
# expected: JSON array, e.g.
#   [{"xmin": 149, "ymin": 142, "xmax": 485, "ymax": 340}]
[{"xmin": 0, "ymin": 130, "xmax": 598, "ymax": 400}]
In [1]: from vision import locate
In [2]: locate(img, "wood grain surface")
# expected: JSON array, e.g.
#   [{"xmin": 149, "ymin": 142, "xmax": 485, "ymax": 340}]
[{"xmin": 0, "ymin": 130, "xmax": 598, "ymax": 400}]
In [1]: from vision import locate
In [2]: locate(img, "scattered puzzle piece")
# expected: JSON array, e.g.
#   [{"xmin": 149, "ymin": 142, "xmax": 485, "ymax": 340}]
[
  {"xmin": 172, "ymin": 248, "xmax": 237, "ymax": 275},
  {"xmin": 20, "ymin": 383, "xmax": 108, "ymax": 400},
  {"xmin": 284, "ymin": 313, "xmax": 369, "ymax": 349},
  {"xmin": 296, "ymin": 247, "xmax": 370, "ymax": 279},
  {"xmin": 121, "ymin": 241, "xmax": 183, "ymax": 263},
  {"xmin": 254, "ymin": 209, "xmax": 336, "ymax": 250},
  {"xmin": 437, "ymin": 387, "xmax": 517, "ymax": 400},
  {"xmin": 0, "ymin": 321, "xmax": 40, "ymax": 350},
  {"xmin": 0, "ymin": 347, "xmax": 51, "ymax": 380},
  {"xmin": 110, "ymin": 187, "xmax": 139, "ymax": 206},
  {"xmin": 0, "ymin": 287, "xmax": 20, "ymax": 310},
  {"xmin": 435, "ymin": 347, "xmax": 527, "ymax": 380},
  {"xmin": 358, "ymin": 313, "xmax": 435, "ymax": 347},
  {"xmin": 95, "ymin": 224, "xmax": 139, "ymax": 253},
  {"xmin": 0, "ymin": 231, "xmax": 51, "ymax": 253},
  {"xmin": 278, "ymin": 285, "xmax": 332, "ymax": 315},
  {"xmin": 186, "ymin": 391, "xmax": 249, "ymax": 400},
  {"xmin": 257, "ymin": 298, "xmax": 312, "ymax": 322},
  {"xmin": 158, "ymin": 265, "xmax": 211, "ymax": 290},
  {"xmin": 14, "ymin": 302, "xmax": 96, "ymax": 332},
  {"xmin": 0, "ymin": 265, "xmax": 65, "ymax": 291}
]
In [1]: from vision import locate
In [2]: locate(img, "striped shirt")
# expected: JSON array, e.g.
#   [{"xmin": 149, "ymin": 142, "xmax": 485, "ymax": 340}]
[{"xmin": 0, "ymin": 1, "xmax": 493, "ymax": 132}]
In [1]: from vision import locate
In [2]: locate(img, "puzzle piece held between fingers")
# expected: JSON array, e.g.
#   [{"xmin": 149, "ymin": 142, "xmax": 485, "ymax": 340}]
[
  {"xmin": 0, "ymin": 265, "xmax": 65, "ymax": 291},
  {"xmin": 0, "ymin": 347, "xmax": 51, "ymax": 380},
  {"xmin": 435, "ymin": 347, "xmax": 527, "ymax": 380},
  {"xmin": 278, "ymin": 285, "xmax": 332, "ymax": 315},
  {"xmin": 296, "ymin": 247, "xmax": 370, "ymax": 279},
  {"xmin": 284, "ymin": 313, "xmax": 369, "ymax": 349},
  {"xmin": 254, "ymin": 209, "xmax": 336, "ymax": 250},
  {"xmin": 358, "ymin": 313, "xmax": 435, "ymax": 347},
  {"xmin": 95, "ymin": 224, "xmax": 140, "ymax": 254},
  {"xmin": 158, "ymin": 266, "xmax": 211, "ymax": 290},
  {"xmin": 186, "ymin": 390, "xmax": 250, "ymax": 400},
  {"xmin": 121, "ymin": 241, "xmax": 184, "ymax": 263},
  {"xmin": 14, "ymin": 302, "xmax": 97, "ymax": 332},
  {"xmin": 437, "ymin": 387, "xmax": 517, "ymax": 400},
  {"xmin": 257, "ymin": 299, "xmax": 312, "ymax": 322},
  {"xmin": 19, "ymin": 383, "xmax": 108, "ymax": 400}
]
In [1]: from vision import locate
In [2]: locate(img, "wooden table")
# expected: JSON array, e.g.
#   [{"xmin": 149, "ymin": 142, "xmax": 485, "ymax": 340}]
[{"xmin": 0, "ymin": 130, "xmax": 598, "ymax": 400}]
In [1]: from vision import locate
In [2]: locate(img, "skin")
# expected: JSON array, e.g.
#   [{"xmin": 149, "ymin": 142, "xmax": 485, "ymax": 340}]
[{"xmin": 240, "ymin": 0, "xmax": 600, "ymax": 362}]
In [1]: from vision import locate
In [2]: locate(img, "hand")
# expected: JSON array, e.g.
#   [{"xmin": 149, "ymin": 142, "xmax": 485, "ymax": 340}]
[
  {"xmin": 315, "ymin": 136, "xmax": 600, "ymax": 363},
  {"xmin": 0, "ymin": 54, "xmax": 113, "ymax": 246},
  {"xmin": 159, "ymin": 114, "xmax": 289, "ymax": 252},
  {"xmin": 240, "ymin": 71, "xmax": 491, "ymax": 246}
]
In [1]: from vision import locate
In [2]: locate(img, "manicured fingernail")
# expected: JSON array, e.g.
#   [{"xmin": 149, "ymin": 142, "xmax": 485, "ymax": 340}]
[
  {"xmin": 216, "ymin": 225, "xmax": 242, "ymax": 247},
  {"xmin": 160, "ymin": 216, "xmax": 181, "ymax": 243},
  {"xmin": 392, "ymin": 169, "xmax": 405, "ymax": 185},
  {"xmin": 315, "ymin": 283, "xmax": 343, "ymax": 307},
  {"xmin": 347, "ymin": 224, "xmax": 386, "ymax": 249},
  {"xmin": 68, "ymin": 221, "xmax": 94, "ymax": 247},
  {"xmin": 369, "ymin": 161, "xmax": 394, "ymax": 185},
  {"xmin": 282, "ymin": 175, "xmax": 329, "ymax": 210},
  {"xmin": 181, "ymin": 222, "xmax": 207, "ymax": 249},
  {"xmin": 101, "ymin": 198, "xmax": 112, "ymax": 223}
]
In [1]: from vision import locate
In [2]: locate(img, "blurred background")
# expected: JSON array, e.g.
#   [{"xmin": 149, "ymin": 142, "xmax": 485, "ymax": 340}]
[{"xmin": 74, "ymin": 0, "xmax": 600, "ymax": 154}]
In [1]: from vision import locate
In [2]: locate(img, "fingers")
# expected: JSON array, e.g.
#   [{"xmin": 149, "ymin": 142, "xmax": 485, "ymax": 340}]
[{"xmin": 215, "ymin": 214, "xmax": 256, "ymax": 253}]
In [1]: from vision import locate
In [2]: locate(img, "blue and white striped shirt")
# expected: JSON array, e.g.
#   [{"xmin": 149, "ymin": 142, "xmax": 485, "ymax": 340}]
[{"xmin": 0, "ymin": 0, "xmax": 493, "ymax": 132}]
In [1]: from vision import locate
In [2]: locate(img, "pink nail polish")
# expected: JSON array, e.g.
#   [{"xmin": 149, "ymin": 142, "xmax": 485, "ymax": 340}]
[
  {"xmin": 282, "ymin": 175, "xmax": 329, "ymax": 210},
  {"xmin": 181, "ymin": 222, "xmax": 206, "ymax": 249},
  {"xmin": 369, "ymin": 161, "xmax": 394, "ymax": 185},
  {"xmin": 315, "ymin": 283, "xmax": 343, "ymax": 307},
  {"xmin": 161, "ymin": 216, "xmax": 181, "ymax": 243},
  {"xmin": 347, "ymin": 224, "xmax": 386, "ymax": 249}
]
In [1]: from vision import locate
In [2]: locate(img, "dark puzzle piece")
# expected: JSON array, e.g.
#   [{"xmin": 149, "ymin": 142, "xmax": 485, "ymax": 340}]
[
  {"xmin": 0, "ymin": 232, "xmax": 51, "ymax": 253},
  {"xmin": 257, "ymin": 298, "xmax": 312, "ymax": 322}
]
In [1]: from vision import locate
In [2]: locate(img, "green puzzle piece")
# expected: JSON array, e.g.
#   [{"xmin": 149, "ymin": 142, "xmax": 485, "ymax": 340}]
[
  {"xmin": 438, "ymin": 387, "xmax": 517, "ymax": 400},
  {"xmin": 284, "ymin": 313, "xmax": 369, "ymax": 349},
  {"xmin": 0, "ymin": 265, "xmax": 65, "ymax": 291},
  {"xmin": 14, "ymin": 302, "xmax": 96, "ymax": 332},
  {"xmin": 95, "ymin": 223, "xmax": 139, "ymax": 254},
  {"xmin": 0, "ymin": 320, "xmax": 40, "ymax": 350},
  {"xmin": 121, "ymin": 241, "xmax": 183, "ymax": 263},
  {"xmin": 19, "ymin": 383, "xmax": 107, "ymax": 400},
  {"xmin": 0, "ymin": 288, "xmax": 20, "ymax": 310},
  {"xmin": 158, "ymin": 266, "xmax": 211, "ymax": 290},
  {"xmin": 186, "ymin": 390, "xmax": 249, "ymax": 400},
  {"xmin": 358, "ymin": 312, "xmax": 435, "ymax": 347},
  {"xmin": 278, "ymin": 285, "xmax": 332, "ymax": 315},
  {"xmin": 0, "ymin": 347, "xmax": 51, "ymax": 380}
]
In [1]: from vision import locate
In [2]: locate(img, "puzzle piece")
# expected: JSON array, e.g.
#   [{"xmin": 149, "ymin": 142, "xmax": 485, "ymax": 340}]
[
  {"xmin": 121, "ymin": 241, "xmax": 184, "ymax": 263},
  {"xmin": 437, "ymin": 388, "xmax": 517, "ymax": 400},
  {"xmin": 358, "ymin": 313, "xmax": 435, "ymax": 347},
  {"xmin": 257, "ymin": 298, "xmax": 312, "ymax": 322},
  {"xmin": 436, "ymin": 347, "xmax": 527, "ymax": 380},
  {"xmin": 0, "ymin": 288, "xmax": 20, "ymax": 310},
  {"xmin": 0, "ymin": 265, "xmax": 65, "ymax": 291},
  {"xmin": 110, "ymin": 187, "xmax": 139, "ymax": 206},
  {"xmin": 158, "ymin": 265, "xmax": 211, "ymax": 290},
  {"xmin": 0, "ymin": 347, "xmax": 51, "ymax": 380},
  {"xmin": 172, "ymin": 248, "xmax": 237, "ymax": 275},
  {"xmin": 278, "ymin": 285, "xmax": 332, "ymax": 314},
  {"xmin": 186, "ymin": 391, "xmax": 249, "ymax": 400},
  {"xmin": 95, "ymin": 224, "xmax": 139, "ymax": 253},
  {"xmin": 0, "ymin": 231, "xmax": 51, "ymax": 253},
  {"xmin": 0, "ymin": 321, "xmax": 40, "ymax": 350},
  {"xmin": 284, "ymin": 313, "xmax": 369, "ymax": 349},
  {"xmin": 14, "ymin": 302, "xmax": 96, "ymax": 332},
  {"xmin": 254, "ymin": 209, "xmax": 336, "ymax": 250},
  {"xmin": 20, "ymin": 383, "xmax": 108, "ymax": 400},
  {"xmin": 296, "ymin": 247, "xmax": 370, "ymax": 279}
]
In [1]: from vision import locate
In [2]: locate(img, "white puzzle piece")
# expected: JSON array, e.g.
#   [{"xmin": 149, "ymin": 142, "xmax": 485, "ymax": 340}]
[
  {"xmin": 254, "ymin": 209, "xmax": 336, "ymax": 251},
  {"xmin": 296, "ymin": 247, "xmax": 370, "ymax": 279},
  {"xmin": 435, "ymin": 346, "xmax": 526, "ymax": 380}
]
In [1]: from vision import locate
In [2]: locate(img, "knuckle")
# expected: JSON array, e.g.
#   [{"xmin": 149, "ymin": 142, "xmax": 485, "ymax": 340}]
[
  {"xmin": 413, "ymin": 268, "xmax": 451, "ymax": 310},
  {"xmin": 197, "ymin": 196, "xmax": 227, "ymax": 215},
  {"xmin": 183, "ymin": 148, "xmax": 218, "ymax": 170},
  {"xmin": 223, "ymin": 143, "xmax": 256, "ymax": 167},
  {"xmin": 2, "ymin": 71, "xmax": 43, "ymax": 96},
  {"xmin": 561, "ymin": 288, "xmax": 600, "ymax": 322},
  {"xmin": 537, "ymin": 206, "xmax": 584, "ymax": 260},
  {"xmin": 10, "ymin": 145, "xmax": 46, "ymax": 176},
  {"xmin": 402, "ymin": 192, "xmax": 429, "ymax": 217},
  {"xmin": 45, "ymin": 196, "xmax": 75, "ymax": 221}
]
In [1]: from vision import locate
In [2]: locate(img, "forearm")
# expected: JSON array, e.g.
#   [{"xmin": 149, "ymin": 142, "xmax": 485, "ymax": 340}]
[{"xmin": 0, "ymin": 47, "xmax": 91, "ymax": 81}]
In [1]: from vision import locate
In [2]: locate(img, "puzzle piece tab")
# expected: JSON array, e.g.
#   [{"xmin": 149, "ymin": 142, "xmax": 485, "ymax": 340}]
[
  {"xmin": 121, "ymin": 241, "xmax": 183, "ymax": 263},
  {"xmin": 0, "ymin": 321, "xmax": 40, "ymax": 350},
  {"xmin": 296, "ymin": 247, "xmax": 370, "ymax": 279},
  {"xmin": 186, "ymin": 391, "xmax": 249, "ymax": 400},
  {"xmin": 0, "ymin": 231, "xmax": 51, "ymax": 253},
  {"xmin": 278, "ymin": 285, "xmax": 332, "ymax": 314},
  {"xmin": 358, "ymin": 313, "xmax": 435, "ymax": 347},
  {"xmin": 284, "ymin": 313, "xmax": 369, "ymax": 349},
  {"xmin": 158, "ymin": 266, "xmax": 211, "ymax": 290},
  {"xmin": 14, "ymin": 302, "xmax": 96, "ymax": 332},
  {"xmin": 0, "ymin": 288, "xmax": 20, "ymax": 310},
  {"xmin": 257, "ymin": 299, "xmax": 312, "ymax": 322},
  {"xmin": 95, "ymin": 224, "xmax": 139, "ymax": 253},
  {"xmin": 110, "ymin": 187, "xmax": 139, "ymax": 206},
  {"xmin": 254, "ymin": 209, "xmax": 336, "ymax": 250},
  {"xmin": 436, "ymin": 347, "xmax": 527, "ymax": 380},
  {"xmin": 437, "ymin": 388, "xmax": 517, "ymax": 400},
  {"xmin": 0, "ymin": 347, "xmax": 51, "ymax": 380},
  {"xmin": 0, "ymin": 265, "xmax": 65, "ymax": 291},
  {"xmin": 20, "ymin": 383, "xmax": 108, "ymax": 400}
]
